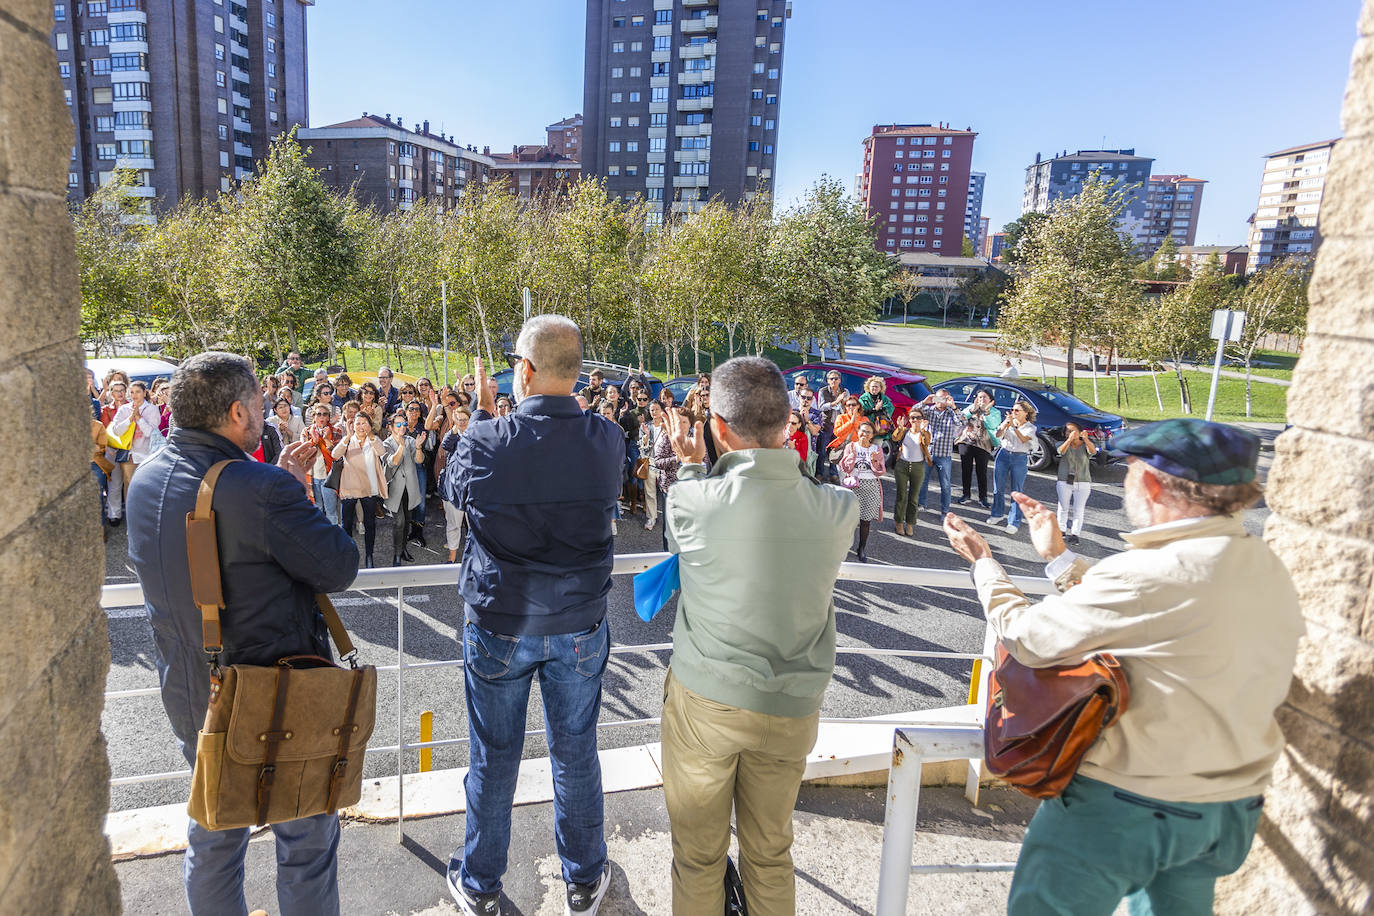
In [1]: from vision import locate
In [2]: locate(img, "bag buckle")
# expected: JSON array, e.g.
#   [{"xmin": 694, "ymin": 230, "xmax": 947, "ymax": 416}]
[
  {"xmin": 258, "ymin": 765, "xmax": 276, "ymax": 787},
  {"xmin": 339, "ymin": 648, "xmax": 358, "ymax": 669},
  {"xmin": 332, "ymin": 758, "xmax": 348, "ymax": 777},
  {"xmin": 205, "ymin": 648, "xmax": 222, "ymax": 681}
]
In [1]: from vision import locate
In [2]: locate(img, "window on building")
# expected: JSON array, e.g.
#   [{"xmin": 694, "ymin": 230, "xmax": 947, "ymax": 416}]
[
  {"xmin": 609, "ymin": 116, "xmax": 622, "ymax": 128},
  {"xmin": 627, "ymin": 116, "xmax": 640, "ymax": 127},
  {"xmin": 749, "ymin": 141, "xmax": 759, "ymax": 151},
  {"xmin": 59, "ymin": 61, "xmax": 71, "ymax": 78},
  {"xmin": 656, "ymin": 9, "xmax": 671, "ymax": 23},
  {"xmin": 629, "ymin": 90, "xmax": 640, "ymax": 102},
  {"xmin": 648, "ymin": 163, "xmax": 664, "ymax": 176},
  {"xmin": 215, "ymin": 42, "xmax": 225, "ymax": 60},
  {"xmin": 940, "ymin": 163, "xmax": 949, "ymax": 171},
  {"xmin": 608, "ymin": 165, "xmax": 620, "ymax": 175},
  {"xmin": 611, "ymin": 67, "xmax": 623, "ymax": 78},
  {"xmin": 215, "ymin": 96, "xmax": 227, "ymax": 112},
  {"xmin": 942, "ymin": 149, "xmax": 950, "ymax": 158},
  {"xmin": 267, "ymin": 38, "xmax": 275, "ymax": 52},
  {"xmin": 654, "ymin": 35, "xmax": 670, "ymax": 51},
  {"xmin": 651, "ymin": 112, "xmax": 667, "ymax": 126},
  {"xmin": 215, "ymin": 69, "xmax": 226, "ymax": 86},
  {"xmin": 269, "ymin": 87, "xmax": 277, "ymax": 101},
  {"xmin": 611, "ymin": 92, "xmax": 623, "ymax": 102},
  {"xmin": 270, "ymin": 110, "xmax": 278, "ymax": 123},
  {"xmin": 750, "ymin": 115, "xmax": 761, "ymax": 126},
  {"xmin": 612, "ymin": 41, "xmax": 624, "ymax": 52},
  {"xmin": 267, "ymin": 61, "xmax": 276, "ymax": 77},
  {"xmin": 94, "ymin": 115, "xmax": 113, "ymax": 132},
  {"xmin": 631, "ymin": 15, "xmax": 644, "ymax": 25},
  {"xmin": 55, "ymin": 32, "xmax": 69, "ymax": 50},
  {"xmin": 757, "ymin": 8, "xmax": 768, "ymax": 19},
  {"xmin": 626, "ymin": 165, "xmax": 639, "ymax": 176},
  {"xmin": 55, "ymin": 3, "xmax": 66, "ymax": 20},
  {"xmin": 110, "ymin": 52, "xmax": 147, "ymax": 70},
  {"xmin": 651, "ymin": 86, "xmax": 668, "ymax": 102},
  {"xmin": 649, "ymin": 137, "xmax": 666, "ymax": 152},
  {"xmin": 630, "ymin": 40, "xmax": 642, "ymax": 51},
  {"xmin": 756, "ymin": 36, "xmax": 766, "ymax": 48},
  {"xmin": 890, "ymin": 189, "xmax": 899, "ymax": 197},
  {"xmin": 626, "ymin": 141, "xmax": 639, "ymax": 152},
  {"xmin": 766, "ymin": 94, "xmax": 777, "ymax": 104},
  {"xmin": 89, "ymin": 56, "xmax": 111, "ymax": 75},
  {"xmin": 772, "ymin": 16, "xmax": 782, "ymax": 27},
  {"xmin": 613, "ymin": 16, "xmax": 625, "ymax": 27},
  {"xmin": 608, "ymin": 141, "xmax": 621, "ymax": 152},
  {"xmin": 214, "ymin": 14, "xmax": 224, "ymax": 32},
  {"xmin": 218, "ymin": 124, "xmax": 228, "ymax": 140},
  {"xmin": 765, "ymin": 119, "xmax": 774, "ymax": 130},
  {"xmin": 110, "ymin": 22, "xmax": 144, "ymax": 40},
  {"xmin": 771, "ymin": 42, "xmax": 781, "ymax": 53},
  {"xmin": 629, "ymin": 66, "xmax": 641, "ymax": 76},
  {"xmin": 266, "ymin": 12, "xmax": 275, "ymax": 27},
  {"xmin": 753, "ymin": 62, "xmax": 764, "ymax": 74},
  {"xmin": 114, "ymin": 110, "xmax": 150, "ymax": 129},
  {"xmin": 763, "ymin": 144, "xmax": 773, "ymax": 154},
  {"xmin": 647, "ymin": 187, "xmax": 663, "ymax": 200},
  {"xmin": 96, "ymin": 143, "xmax": 116, "ymax": 159}
]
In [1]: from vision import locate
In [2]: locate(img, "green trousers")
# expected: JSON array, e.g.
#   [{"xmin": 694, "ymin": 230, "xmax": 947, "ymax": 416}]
[
  {"xmin": 892, "ymin": 459, "xmax": 925, "ymax": 524},
  {"xmin": 1009, "ymin": 775, "xmax": 1264, "ymax": 916}
]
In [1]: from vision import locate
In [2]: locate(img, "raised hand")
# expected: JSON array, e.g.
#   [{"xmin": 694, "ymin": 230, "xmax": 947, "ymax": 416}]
[
  {"xmin": 1011, "ymin": 492, "xmax": 1067, "ymax": 561},
  {"xmin": 943, "ymin": 513, "xmax": 993, "ymax": 563}
]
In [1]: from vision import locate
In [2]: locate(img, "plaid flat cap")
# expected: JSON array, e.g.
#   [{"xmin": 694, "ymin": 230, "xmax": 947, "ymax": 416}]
[{"xmin": 1108, "ymin": 418, "xmax": 1260, "ymax": 485}]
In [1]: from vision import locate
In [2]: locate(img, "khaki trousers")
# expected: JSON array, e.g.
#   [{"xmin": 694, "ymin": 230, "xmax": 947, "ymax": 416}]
[{"xmin": 661, "ymin": 670, "xmax": 820, "ymax": 916}]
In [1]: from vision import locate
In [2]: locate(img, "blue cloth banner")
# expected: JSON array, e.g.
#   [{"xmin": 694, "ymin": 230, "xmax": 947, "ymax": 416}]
[{"xmin": 633, "ymin": 555, "xmax": 680, "ymax": 622}]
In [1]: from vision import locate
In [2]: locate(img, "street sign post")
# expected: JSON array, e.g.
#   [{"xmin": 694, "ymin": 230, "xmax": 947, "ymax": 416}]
[
  {"xmin": 441, "ymin": 280, "xmax": 448, "ymax": 385},
  {"xmin": 1205, "ymin": 308, "xmax": 1245, "ymax": 420}
]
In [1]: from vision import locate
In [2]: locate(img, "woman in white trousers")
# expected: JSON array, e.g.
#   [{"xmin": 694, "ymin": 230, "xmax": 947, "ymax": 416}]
[{"xmin": 1055, "ymin": 421, "xmax": 1097, "ymax": 545}]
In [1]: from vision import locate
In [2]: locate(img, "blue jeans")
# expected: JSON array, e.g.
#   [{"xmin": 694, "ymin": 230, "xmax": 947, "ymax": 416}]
[
  {"xmin": 992, "ymin": 450, "xmax": 1030, "ymax": 525},
  {"xmin": 917, "ymin": 455, "xmax": 954, "ymax": 515},
  {"xmin": 452, "ymin": 619, "xmax": 611, "ymax": 895},
  {"xmin": 311, "ymin": 478, "xmax": 340, "ymax": 526},
  {"xmin": 412, "ymin": 465, "xmax": 428, "ymax": 526},
  {"xmin": 185, "ymin": 815, "xmax": 340, "ymax": 916}
]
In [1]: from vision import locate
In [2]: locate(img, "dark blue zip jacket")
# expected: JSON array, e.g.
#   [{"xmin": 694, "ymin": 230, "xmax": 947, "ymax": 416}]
[
  {"xmin": 126, "ymin": 428, "xmax": 359, "ymax": 761},
  {"xmin": 441, "ymin": 395, "xmax": 624, "ymax": 636}
]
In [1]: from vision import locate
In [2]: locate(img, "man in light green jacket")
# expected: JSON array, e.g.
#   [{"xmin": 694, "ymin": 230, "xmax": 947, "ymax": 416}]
[{"xmin": 662, "ymin": 356, "xmax": 858, "ymax": 916}]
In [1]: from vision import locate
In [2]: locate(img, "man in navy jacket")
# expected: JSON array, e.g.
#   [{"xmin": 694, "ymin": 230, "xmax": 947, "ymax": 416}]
[
  {"xmin": 128, "ymin": 352, "xmax": 359, "ymax": 916},
  {"xmin": 441, "ymin": 316, "xmax": 624, "ymax": 916}
]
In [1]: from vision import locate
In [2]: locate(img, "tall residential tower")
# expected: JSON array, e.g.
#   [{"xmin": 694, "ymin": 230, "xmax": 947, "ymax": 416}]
[
  {"xmin": 1021, "ymin": 148, "xmax": 1154, "ymax": 249},
  {"xmin": 1246, "ymin": 139, "xmax": 1338, "ymax": 271},
  {"xmin": 857, "ymin": 123, "xmax": 977, "ymax": 256},
  {"xmin": 582, "ymin": 0, "xmax": 792, "ymax": 225},
  {"xmin": 54, "ymin": 0, "xmax": 311, "ymax": 212}
]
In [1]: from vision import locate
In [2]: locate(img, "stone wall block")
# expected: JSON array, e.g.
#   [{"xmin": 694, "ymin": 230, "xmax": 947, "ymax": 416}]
[
  {"xmin": 1320, "ymin": 134, "xmax": 1374, "ymax": 239},
  {"xmin": 1331, "ymin": 737, "xmax": 1374, "ymax": 835},
  {"xmin": 48, "ymin": 612, "xmax": 112, "ymax": 777},
  {"xmin": 0, "ymin": 194, "xmax": 82, "ymax": 366},
  {"xmin": 0, "ymin": 17, "xmax": 71, "ymax": 193},
  {"xmin": 1283, "ymin": 336, "xmax": 1374, "ymax": 439},
  {"xmin": 0, "ymin": 673, "xmax": 58, "ymax": 896},
  {"xmin": 1, "ymin": 2, "xmax": 57, "ymax": 33},
  {"xmin": 1284, "ymin": 621, "xmax": 1374, "ymax": 742},
  {"xmin": 1, "ymin": 739, "xmax": 116, "ymax": 914},
  {"xmin": 1343, "ymin": 33, "xmax": 1374, "ymax": 137},
  {"xmin": 26, "ymin": 344, "xmax": 99, "ymax": 509},
  {"xmin": 1264, "ymin": 516, "xmax": 1374, "ymax": 638},
  {"xmin": 1301, "ymin": 237, "xmax": 1374, "ymax": 336},
  {"xmin": 0, "ymin": 482, "xmax": 103, "ymax": 729},
  {"xmin": 1266, "ymin": 429, "xmax": 1374, "ymax": 544}
]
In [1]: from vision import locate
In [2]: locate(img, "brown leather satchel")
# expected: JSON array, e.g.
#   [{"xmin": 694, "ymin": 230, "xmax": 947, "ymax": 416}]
[
  {"xmin": 983, "ymin": 644, "xmax": 1129, "ymax": 799},
  {"xmin": 186, "ymin": 460, "xmax": 377, "ymax": 831}
]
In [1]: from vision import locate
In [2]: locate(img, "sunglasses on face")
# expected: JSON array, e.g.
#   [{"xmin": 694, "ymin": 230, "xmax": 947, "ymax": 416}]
[
  {"xmin": 637, "ymin": 398, "xmax": 649, "ymax": 403},
  {"xmin": 463, "ymin": 381, "xmax": 476, "ymax": 387}
]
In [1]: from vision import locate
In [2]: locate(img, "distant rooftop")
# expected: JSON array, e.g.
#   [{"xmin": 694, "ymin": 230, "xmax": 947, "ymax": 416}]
[
  {"xmin": 1150, "ymin": 174, "xmax": 1207, "ymax": 184},
  {"xmin": 868, "ymin": 123, "xmax": 976, "ymax": 139},
  {"xmin": 1041, "ymin": 148, "xmax": 1149, "ymax": 161},
  {"xmin": 546, "ymin": 114, "xmax": 583, "ymax": 131},
  {"xmin": 1266, "ymin": 138, "xmax": 1341, "ymax": 158}
]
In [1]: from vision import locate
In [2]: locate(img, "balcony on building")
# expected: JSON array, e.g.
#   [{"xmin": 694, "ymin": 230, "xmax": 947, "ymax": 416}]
[
  {"xmin": 234, "ymin": 142, "xmax": 252, "ymax": 158},
  {"xmin": 676, "ymin": 97, "xmax": 713, "ymax": 112},
  {"xmin": 680, "ymin": 15, "xmax": 718, "ymax": 34},
  {"xmin": 679, "ymin": 41, "xmax": 716, "ymax": 59}
]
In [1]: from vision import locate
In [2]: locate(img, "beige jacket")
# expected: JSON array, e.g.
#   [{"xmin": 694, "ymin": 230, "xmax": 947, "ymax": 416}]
[
  {"xmin": 331, "ymin": 435, "xmax": 389, "ymax": 501},
  {"xmin": 972, "ymin": 513, "xmax": 1303, "ymax": 803}
]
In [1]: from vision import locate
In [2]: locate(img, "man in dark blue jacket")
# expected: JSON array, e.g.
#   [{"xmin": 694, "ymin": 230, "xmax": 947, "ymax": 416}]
[
  {"xmin": 441, "ymin": 316, "xmax": 624, "ymax": 916},
  {"xmin": 128, "ymin": 352, "xmax": 359, "ymax": 916}
]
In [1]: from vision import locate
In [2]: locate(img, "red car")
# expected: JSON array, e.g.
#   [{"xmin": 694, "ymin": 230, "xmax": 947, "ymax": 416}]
[{"xmin": 782, "ymin": 360, "xmax": 933, "ymax": 416}]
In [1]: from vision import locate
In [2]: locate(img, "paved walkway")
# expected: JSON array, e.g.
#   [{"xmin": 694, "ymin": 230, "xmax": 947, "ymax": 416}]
[{"xmin": 113, "ymin": 784, "xmax": 1041, "ymax": 915}]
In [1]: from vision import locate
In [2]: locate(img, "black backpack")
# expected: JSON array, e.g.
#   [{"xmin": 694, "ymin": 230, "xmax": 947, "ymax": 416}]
[{"xmin": 725, "ymin": 856, "xmax": 748, "ymax": 915}]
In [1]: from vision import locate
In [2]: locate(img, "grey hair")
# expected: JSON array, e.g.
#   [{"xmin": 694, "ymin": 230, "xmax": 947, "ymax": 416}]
[
  {"xmin": 711, "ymin": 356, "xmax": 789, "ymax": 446},
  {"xmin": 1150, "ymin": 466, "xmax": 1264, "ymax": 516},
  {"xmin": 516, "ymin": 314, "xmax": 583, "ymax": 384},
  {"xmin": 169, "ymin": 352, "xmax": 260, "ymax": 431}
]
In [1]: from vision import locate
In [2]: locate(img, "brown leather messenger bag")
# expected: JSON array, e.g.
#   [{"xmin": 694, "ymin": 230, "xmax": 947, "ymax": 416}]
[
  {"xmin": 186, "ymin": 459, "xmax": 377, "ymax": 831},
  {"xmin": 983, "ymin": 644, "xmax": 1130, "ymax": 799}
]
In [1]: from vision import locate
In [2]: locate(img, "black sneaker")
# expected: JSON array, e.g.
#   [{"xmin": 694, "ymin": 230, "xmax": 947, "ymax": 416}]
[
  {"xmin": 447, "ymin": 871, "xmax": 500, "ymax": 916},
  {"xmin": 566, "ymin": 863, "xmax": 611, "ymax": 915}
]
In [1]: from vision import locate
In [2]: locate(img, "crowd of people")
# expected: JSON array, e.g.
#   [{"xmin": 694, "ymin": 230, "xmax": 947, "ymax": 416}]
[{"xmin": 112, "ymin": 319, "xmax": 1300, "ymax": 916}]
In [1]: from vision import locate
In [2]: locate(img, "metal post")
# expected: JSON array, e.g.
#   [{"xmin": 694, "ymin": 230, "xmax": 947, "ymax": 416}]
[
  {"xmin": 876, "ymin": 728, "xmax": 921, "ymax": 916},
  {"xmin": 442, "ymin": 281, "xmax": 449, "ymax": 385},
  {"xmin": 396, "ymin": 585, "xmax": 405, "ymax": 842},
  {"xmin": 1205, "ymin": 312, "xmax": 1230, "ymax": 421}
]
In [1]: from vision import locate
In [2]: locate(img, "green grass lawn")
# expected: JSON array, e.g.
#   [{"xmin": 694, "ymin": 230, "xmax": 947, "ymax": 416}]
[
  {"xmin": 1228, "ymin": 348, "xmax": 1297, "ymax": 380},
  {"xmin": 909, "ymin": 367, "xmax": 1287, "ymax": 425},
  {"xmin": 305, "ymin": 345, "xmax": 478, "ymax": 381}
]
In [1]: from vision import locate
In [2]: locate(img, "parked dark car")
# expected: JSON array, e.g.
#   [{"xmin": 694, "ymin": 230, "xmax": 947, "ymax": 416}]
[
  {"xmin": 782, "ymin": 360, "xmax": 933, "ymax": 415},
  {"xmin": 490, "ymin": 359, "xmax": 663, "ymax": 402},
  {"xmin": 660, "ymin": 376, "xmax": 699, "ymax": 406},
  {"xmin": 932, "ymin": 376, "xmax": 1126, "ymax": 472}
]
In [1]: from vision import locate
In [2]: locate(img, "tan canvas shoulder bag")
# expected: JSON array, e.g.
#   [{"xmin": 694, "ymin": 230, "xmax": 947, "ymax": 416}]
[{"xmin": 186, "ymin": 459, "xmax": 377, "ymax": 831}]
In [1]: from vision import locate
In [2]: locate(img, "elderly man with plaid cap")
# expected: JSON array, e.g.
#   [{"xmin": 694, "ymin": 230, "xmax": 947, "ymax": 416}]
[{"xmin": 942, "ymin": 418, "xmax": 1304, "ymax": 916}]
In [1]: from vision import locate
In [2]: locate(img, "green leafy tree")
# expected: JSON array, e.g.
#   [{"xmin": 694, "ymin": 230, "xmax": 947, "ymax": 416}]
[
  {"xmin": 997, "ymin": 173, "xmax": 1136, "ymax": 393},
  {"xmin": 961, "ymin": 271, "xmax": 1006, "ymax": 327},
  {"xmin": 143, "ymin": 194, "xmax": 226, "ymax": 355},
  {"xmin": 441, "ymin": 180, "xmax": 523, "ymax": 367},
  {"xmin": 768, "ymin": 177, "xmax": 894, "ymax": 359},
  {"xmin": 219, "ymin": 129, "xmax": 358, "ymax": 361},
  {"xmin": 545, "ymin": 179, "xmax": 632, "ymax": 361},
  {"xmin": 999, "ymin": 211, "xmax": 1048, "ymax": 267},
  {"xmin": 1234, "ymin": 256, "xmax": 1310, "ymax": 416},
  {"xmin": 961, "ymin": 235, "xmax": 976, "ymax": 258},
  {"xmin": 74, "ymin": 168, "xmax": 151, "ymax": 355}
]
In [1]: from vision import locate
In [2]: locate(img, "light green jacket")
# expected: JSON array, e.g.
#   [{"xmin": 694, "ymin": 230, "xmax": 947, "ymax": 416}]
[{"xmin": 666, "ymin": 448, "xmax": 859, "ymax": 717}]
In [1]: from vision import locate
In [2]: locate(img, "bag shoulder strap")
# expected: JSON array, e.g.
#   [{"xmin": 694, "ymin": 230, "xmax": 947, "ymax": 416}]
[{"xmin": 188, "ymin": 458, "xmax": 357, "ymax": 667}]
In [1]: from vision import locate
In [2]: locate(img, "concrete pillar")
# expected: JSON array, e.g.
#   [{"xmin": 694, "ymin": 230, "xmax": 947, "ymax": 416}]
[
  {"xmin": 0, "ymin": 2, "xmax": 122, "ymax": 910},
  {"xmin": 1217, "ymin": 3, "xmax": 1374, "ymax": 911}
]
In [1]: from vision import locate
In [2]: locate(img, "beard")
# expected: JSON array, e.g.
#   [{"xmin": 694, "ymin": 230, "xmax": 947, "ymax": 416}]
[{"xmin": 1124, "ymin": 480, "xmax": 1153, "ymax": 529}]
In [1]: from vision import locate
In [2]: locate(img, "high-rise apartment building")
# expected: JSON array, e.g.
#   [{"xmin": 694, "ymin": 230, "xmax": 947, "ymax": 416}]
[
  {"xmin": 1141, "ymin": 174, "xmax": 1206, "ymax": 251},
  {"xmin": 1021, "ymin": 148, "xmax": 1154, "ymax": 248},
  {"xmin": 55, "ymin": 0, "xmax": 310, "ymax": 212},
  {"xmin": 299, "ymin": 113, "xmax": 491, "ymax": 215},
  {"xmin": 1246, "ymin": 139, "xmax": 1338, "ymax": 272},
  {"xmin": 964, "ymin": 170, "xmax": 985, "ymax": 251},
  {"xmin": 545, "ymin": 114, "xmax": 583, "ymax": 160},
  {"xmin": 857, "ymin": 123, "xmax": 977, "ymax": 256},
  {"xmin": 582, "ymin": 0, "xmax": 792, "ymax": 224}
]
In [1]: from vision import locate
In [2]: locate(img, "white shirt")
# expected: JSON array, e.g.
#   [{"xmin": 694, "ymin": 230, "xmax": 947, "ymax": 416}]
[
  {"xmin": 853, "ymin": 443, "xmax": 882, "ymax": 479},
  {"xmin": 999, "ymin": 422, "xmax": 1037, "ymax": 454},
  {"xmin": 361, "ymin": 439, "xmax": 381, "ymax": 496},
  {"xmin": 898, "ymin": 428, "xmax": 926, "ymax": 463}
]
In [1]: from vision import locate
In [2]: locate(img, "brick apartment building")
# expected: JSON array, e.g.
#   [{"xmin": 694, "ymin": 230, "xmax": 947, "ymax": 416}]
[
  {"xmin": 582, "ymin": 0, "xmax": 793, "ymax": 225},
  {"xmin": 488, "ymin": 145, "xmax": 581, "ymax": 199},
  {"xmin": 54, "ymin": 0, "xmax": 310, "ymax": 212},
  {"xmin": 545, "ymin": 113, "xmax": 583, "ymax": 159},
  {"xmin": 857, "ymin": 123, "xmax": 977, "ymax": 256},
  {"xmin": 1142, "ymin": 174, "xmax": 1207, "ymax": 251},
  {"xmin": 298, "ymin": 113, "xmax": 491, "ymax": 214}
]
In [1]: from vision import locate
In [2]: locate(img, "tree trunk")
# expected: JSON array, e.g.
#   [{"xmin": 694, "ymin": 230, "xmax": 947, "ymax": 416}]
[
  {"xmin": 1174, "ymin": 363, "xmax": 1191, "ymax": 413},
  {"xmin": 1245, "ymin": 361, "xmax": 1254, "ymax": 419},
  {"xmin": 286, "ymin": 320, "xmax": 299, "ymax": 355},
  {"xmin": 1065, "ymin": 329, "xmax": 1077, "ymax": 394},
  {"xmin": 1151, "ymin": 369, "xmax": 1163, "ymax": 410},
  {"xmin": 836, "ymin": 327, "xmax": 847, "ymax": 360}
]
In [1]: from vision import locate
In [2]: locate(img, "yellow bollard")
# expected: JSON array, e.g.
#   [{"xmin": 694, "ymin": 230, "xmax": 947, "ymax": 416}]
[
  {"xmin": 967, "ymin": 659, "xmax": 982, "ymax": 705},
  {"xmin": 419, "ymin": 711, "xmax": 433, "ymax": 773}
]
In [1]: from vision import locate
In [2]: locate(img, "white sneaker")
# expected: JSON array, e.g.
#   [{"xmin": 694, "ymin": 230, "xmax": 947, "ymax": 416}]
[
  {"xmin": 566, "ymin": 863, "xmax": 611, "ymax": 915},
  {"xmin": 611, "ymin": 520, "xmax": 618, "ymax": 536},
  {"xmin": 644, "ymin": 518, "xmax": 655, "ymax": 530},
  {"xmin": 1006, "ymin": 523, "xmax": 1019, "ymax": 534}
]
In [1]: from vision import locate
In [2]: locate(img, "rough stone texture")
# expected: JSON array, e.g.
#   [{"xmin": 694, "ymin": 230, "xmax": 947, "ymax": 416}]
[
  {"xmin": 0, "ymin": 4, "xmax": 122, "ymax": 909},
  {"xmin": 1217, "ymin": 3, "xmax": 1374, "ymax": 911}
]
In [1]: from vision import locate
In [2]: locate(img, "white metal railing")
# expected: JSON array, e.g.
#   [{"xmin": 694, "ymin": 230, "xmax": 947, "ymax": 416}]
[
  {"xmin": 875, "ymin": 727, "xmax": 1017, "ymax": 916},
  {"xmin": 101, "ymin": 555, "xmax": 1055, "ymax": 826}
]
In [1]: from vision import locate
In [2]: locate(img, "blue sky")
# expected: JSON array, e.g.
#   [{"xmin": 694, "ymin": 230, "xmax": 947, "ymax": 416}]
[{"xmin": 308, "ymin": 0, "xmax": 1361, "ymax": 245}]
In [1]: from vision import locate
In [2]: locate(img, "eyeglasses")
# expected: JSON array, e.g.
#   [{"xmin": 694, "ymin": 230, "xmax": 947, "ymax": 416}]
[
  {"xmin": 394, "ymin": 422, "xmax": 407, "ymax": 428},
  {"xmin": 636, "ymin": 397, "xmax": 649, "ymax": 403},
  {"xmin": 504, "ymin": 352, "xmax": 537, "ymax": 372},
  {"xmin": 378, "ymin": 374, "xmax": 392, "ymax": 380},
  {"xmin": 463, "ymin": 381, "xmax": 476, "ymax": 387}
]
